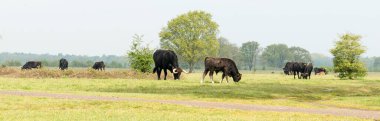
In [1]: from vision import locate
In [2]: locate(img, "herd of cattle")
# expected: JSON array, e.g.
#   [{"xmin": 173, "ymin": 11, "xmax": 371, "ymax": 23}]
[
  {"xmin": 152, "ymin": 50, "xmax": 326, "ymax": 83},
  {"xmin": 21, "ymin": 59, "xmax": 106, "ymax": 71},
  {"xmin": 17, "ymin": 49, "xmax": 328, "ymax": 83}
]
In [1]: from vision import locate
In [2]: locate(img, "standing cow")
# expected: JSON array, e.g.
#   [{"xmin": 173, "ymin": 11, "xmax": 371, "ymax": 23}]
[
  {"xmin": 201, "ymin": 57, "xmax": 242, "ymax": 83},
  {"xmin": 153, "ymin": 50, "xmax": 187, "ymax": 80},
  {"xmin": 301, "ymin": 63, "xmax": 313, "ymax": 79},
  {"xmin": 21, "ymin": 61, "xmax": 42, "ymax": 70},
  {"xmin": 283, "ymin": 62, "xmax": 303, "ymax": 79},
  {"xmin": 59, "ymin": 58, "xmax": 68, "ymax": 70},
  {"xmin": 314, "ymin": 67, "xmax": 327, "ymax": 75},
  {"xmin": 92, "ymin": 61, "xmax": 105, "ymax": 71}
]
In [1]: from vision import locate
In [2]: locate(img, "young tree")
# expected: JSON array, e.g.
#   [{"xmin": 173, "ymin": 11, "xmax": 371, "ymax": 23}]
[
  {"xmin": 127, "ymin": 34, "xmax": 154, "ymax": 73},
  {"xmin": 262, "ymin": 44, "xmax": 290, "ymax": 69},
  {"xmin": 160, "ymin": 11, "xmax": 219, "ymax": 73},
  {"xmin": 330, "ymin": 33, "xmax": 367, "ymax": 79},
  {"xmin": 240, "ymin": 41, "xmax": 260, "ymax": 71},
  {"xmin": 288, "ymin": 46, "xmax": 312, "ymax": 62}
]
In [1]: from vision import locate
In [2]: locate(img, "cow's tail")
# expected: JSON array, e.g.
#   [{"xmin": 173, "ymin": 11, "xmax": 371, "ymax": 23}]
[
  {"xmin": 153, "ymin": 67, "xmax": 157, "ymax": 73},
  {"xmin": 204, "ymin": 57, "xmax": 210, "ymax": 65}
]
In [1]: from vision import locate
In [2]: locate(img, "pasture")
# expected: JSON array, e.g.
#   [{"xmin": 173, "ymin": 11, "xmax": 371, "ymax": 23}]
[{"xmin": 0, "ymin": 68, "xmax": 380, "ymax": 120}]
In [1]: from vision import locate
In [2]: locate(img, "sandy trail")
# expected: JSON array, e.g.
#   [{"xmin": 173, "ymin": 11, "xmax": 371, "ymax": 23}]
[{"xmin": 0, "ymin": 90, "xmax": 379, "ymax": 120}]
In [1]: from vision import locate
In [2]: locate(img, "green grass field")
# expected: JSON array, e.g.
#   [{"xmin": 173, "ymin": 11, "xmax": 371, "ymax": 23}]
[{"xmin": 0, "ymin": 69, "xmax": 380, "ymax": 120}]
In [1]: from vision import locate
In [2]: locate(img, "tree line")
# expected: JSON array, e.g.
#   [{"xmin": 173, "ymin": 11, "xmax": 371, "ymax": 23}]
[
  {"xmin": 0, "ymin": 52, "xmax": 128, "ymax": 68},
  {"xmin": 128, "ymin": 10, "xmax": 372, "ymax": 80}
]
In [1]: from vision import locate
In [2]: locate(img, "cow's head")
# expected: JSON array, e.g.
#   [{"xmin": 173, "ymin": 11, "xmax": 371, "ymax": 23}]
[
  {"xmin": 283, "ymin": 68, "xmax": 289, "ymax": 75},
  {"xmin": 232, "ymin": 73, "xmax": 242, "ymax": 82},
  {"xmin": 172, "ymin": 67, "xmax": 188, "ymax": 80}
]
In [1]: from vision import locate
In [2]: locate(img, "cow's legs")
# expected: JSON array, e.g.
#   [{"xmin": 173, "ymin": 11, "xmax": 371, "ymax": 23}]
[
  {"xmin": 209, "ymin": 71, "xmax": 214, "ymax": 84},
  {"xmin": 163, "ymin": 69, "xmax": 168, "ymax": 80},
  {"xmin": 201, "ymin": 69, "xmax": 209, "ymax": 83},
  {"xmin": 226, "ymin": 74, "xmax": 229, "ymax": 83},
  {"xmin": 221, "ymin": 73, "xmax": 228, "ymax": 83},
  {"xmin": 156, "ymin": 68, "xmax": 162, "ymax": 80},
  {"xmin": 293, "ymin": 71, "xmax": 296, "ymax": 79},
  {"xmin": 221, "ymin": 73, "xmax": 225, "ymax": 83},
  {"xmin": 297, "ymin": 71, "xmax": 301, "ymax": 79}
]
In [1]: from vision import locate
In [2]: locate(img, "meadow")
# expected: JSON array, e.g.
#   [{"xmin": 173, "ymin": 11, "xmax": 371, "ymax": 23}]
[{"xmin": 0, "ymin": 68, "xmax": 379, "ymax": 120}]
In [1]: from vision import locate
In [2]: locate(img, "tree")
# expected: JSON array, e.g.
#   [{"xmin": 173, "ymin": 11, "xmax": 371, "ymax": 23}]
[
  {"xmin": 374, "ymin": 57, "xmax": 380, "ymax": 71},
  {"xmin": 262, "ymin": 44, "xmax": 290, "ymax": 69},
  {"xmin": 127, "ymin": 34, "xmax": 154, "ymax": 73},
  {"xmin": 240, "ymin": 41, "xmax": 260, "ymax": 71},
  {"xmin": 330, "ymin": 33, "xmax": 367, "ymax": 79},
  {"xmin": 311, "ymin": 53, "xmax": 333, "ymax": 67},
  {"xmin": 160, "ymin": 10, "xmax": 219, "ymax": 73},
  {"xmin": 3, "ymin": 60, "xmax": 21, "ymax": 66},
  {"xmin": 288, "ymin": 46, "xmax": 311, "ymax": 62},
  {"xmin": 218, "ymin": 37, "xmax": 240, "ymax": 58}
]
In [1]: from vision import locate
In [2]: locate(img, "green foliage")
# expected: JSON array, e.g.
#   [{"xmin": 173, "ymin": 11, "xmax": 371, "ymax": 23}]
[
  {"xmin": 240, "ymin": 41, "xmax": 260, "ymax": 71},
  {"xmin": 0, "ymin": 52, "xmax": 128, "ymax": 68},
  {"xmin": 160, "ymin": 10, "xmax": 219, "ymax": 72},
  {"xmin": 374, "ymin": 57, "xmax": 380, "ymax": 71},
  {"xmin": 218, "ymin": 37, "xmax": 240, "ymax": 59},
  {"xmin": 127, "ymin": 34, "xmax": 154, "ymax": 73},
  {"xmin": 262, "ymin": 44, "xmax": 290, "ymax": 69},
  {"xmin": 288, "ymin": 47, "xmax": 311, "ymax": 62},
  {"xmin": 330, "ymin": 33, "xmax": 367, "ymax": 79},
  {"xmin": 2, "ymin": 60, "xmax": 22, "ymax": 66},
  {"xmin": 311, "ymin": 53, "xmax": 333, "ymax": 67}
]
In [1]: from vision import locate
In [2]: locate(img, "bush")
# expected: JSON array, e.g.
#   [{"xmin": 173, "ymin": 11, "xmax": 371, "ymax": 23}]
[
  {"xmin": 330, "ymin": 33, "xmax": 367, "ymax": 79},
  {"xmin": 127, "ymin": 34, "xmax": 154, "ymax": 73}
]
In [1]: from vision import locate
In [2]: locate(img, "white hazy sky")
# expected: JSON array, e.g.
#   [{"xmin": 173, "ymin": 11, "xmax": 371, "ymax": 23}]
[{"xmin": 0, "ymin": 0, "xmax": 379, "ymax": 57}]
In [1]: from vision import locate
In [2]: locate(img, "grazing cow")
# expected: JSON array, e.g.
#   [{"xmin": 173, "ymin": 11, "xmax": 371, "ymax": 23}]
[
  {"xmin": 201, "ymin": 57, "xmax": 242, "ymax": 83},
  {"xmin": 314, "ymin": 67, "xmax": 327, "ymax": 75},
  {"xmin": 59, "ymin": 58, "xmax": 68, "ymax": 70},
  {"xmin": 153, "ymin": 50, "xmax": 187, "ymax": 80},
  {"xmin": 283, "ymin": 62, "xmax": 304, "ymax": 79},
  {"xmin": 21, "ymin": 61, "xmax": 42, "ymax": 70},
  {"xmin": 301, "ymin": 63, "xmax": 313, "ymax": 79},
  {"xmin": 92, "ymin": 61, "xmax": 105, "ymax": 71},
  {"xmin": 283, "ymin": 62, "xmax": 294, "ymax": 75}
]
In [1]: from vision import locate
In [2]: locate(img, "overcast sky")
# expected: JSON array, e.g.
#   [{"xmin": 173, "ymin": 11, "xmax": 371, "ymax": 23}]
[{"xmin": 0, "ymin": 0, "xmax": 379, "ymax": 57}]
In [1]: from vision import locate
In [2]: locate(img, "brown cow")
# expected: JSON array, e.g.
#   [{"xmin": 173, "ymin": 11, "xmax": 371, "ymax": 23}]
[{"xmin": 201, "ymin": 57, "xmax": 242, "ymax": 83}]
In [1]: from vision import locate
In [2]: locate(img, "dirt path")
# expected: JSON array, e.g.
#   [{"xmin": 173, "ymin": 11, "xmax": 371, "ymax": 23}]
[{"xmin": 0, "ymin": 90, "xmax": 379, "ymax": 120}]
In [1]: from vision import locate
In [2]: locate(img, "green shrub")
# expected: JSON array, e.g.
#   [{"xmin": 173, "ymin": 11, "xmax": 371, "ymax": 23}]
[{"xmin": 127, "ymin": 34, "xmax": 154, "ymax": 73}]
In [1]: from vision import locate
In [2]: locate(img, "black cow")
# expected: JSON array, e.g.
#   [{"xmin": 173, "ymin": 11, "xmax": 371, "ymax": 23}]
[
  {"xmin": 201, "ymin": 57, "xmax": 242, "ymax": 83},
  {"xmin": 153, "ymin": 50, "xmax": 187, "ymax": 80},
  {"xmin": 314, "ymin": 67, "xmax": 327, "ymax": 75},
  {"xmin": 21, "ymin": 61, "xmax": 42, "ymax": 70},
  {"xmin": 283, "ymin": 62, "xmax": 303, "ymax": 79},
  {"xmin": 301, "ymin": 63, "xmax": 313, "ymax": 79},
  {"xmin": 59, "ymin": 58, "xmax": 68, "ymax": 70},
  {"xmin": 283, "ymin": 62, "xmax": 294, "ymax": 75},
  {"xmin": 92, "ymin": 61, "xmax": 105, "ymax": 71}
]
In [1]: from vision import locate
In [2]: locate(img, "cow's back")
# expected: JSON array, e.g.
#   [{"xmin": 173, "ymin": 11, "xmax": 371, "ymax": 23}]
[{"xmin": 153, "ymin": 50, "xmax": 178, "ymax": 68}]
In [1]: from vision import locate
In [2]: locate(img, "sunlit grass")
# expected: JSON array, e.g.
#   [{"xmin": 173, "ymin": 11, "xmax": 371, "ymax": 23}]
[
  {"xmin": 0, "ymin": 71, "xmax": 380, "ymax": 111},
  {"xmin": 0, "ymin": 95, "xmax": 370, "ymax": 121}
]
